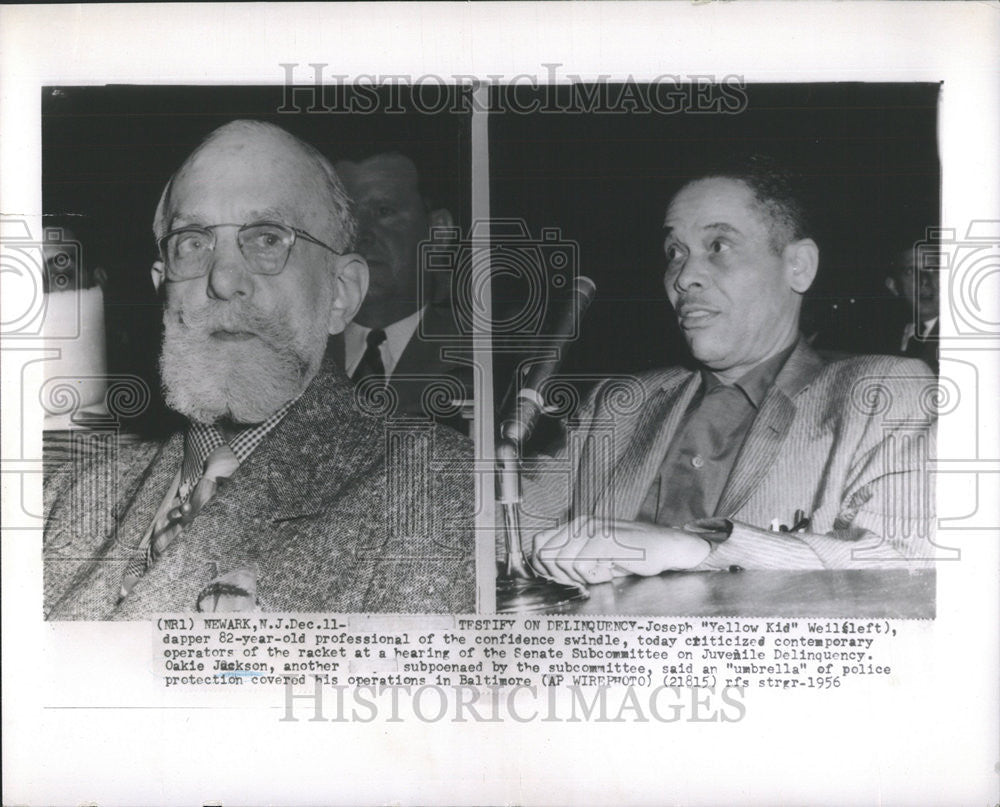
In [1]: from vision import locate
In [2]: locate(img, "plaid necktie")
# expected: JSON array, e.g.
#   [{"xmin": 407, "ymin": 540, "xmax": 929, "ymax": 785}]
[
  {"xmin": 152, "ymin": 444, "xmax": 239, "ymax": 558},
  {"xmin": 351, "ymin": 328, "xmax": 387, "ymax": 382},
  {"xmin": 119, "ymin": 444, "xmax": 238, "ymax": 600},
  {"xmin": 118, "ymin": 400, "xmax": 296, "ymax": 603}
]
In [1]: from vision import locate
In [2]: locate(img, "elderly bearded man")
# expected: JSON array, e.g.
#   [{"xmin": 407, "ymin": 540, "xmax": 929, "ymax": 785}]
[
  {"xmin": 44, "ymin": 121, "xmax": 474, "ymax": 618},
  {"xmin": 526, "ymin": 158, "xmax": 936, "ymax": 587}
]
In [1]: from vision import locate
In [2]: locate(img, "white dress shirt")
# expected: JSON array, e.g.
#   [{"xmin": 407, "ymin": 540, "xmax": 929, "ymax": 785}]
[
  {"xmin": 900, "ymin": 316, "xmax": 939, "ymax": 352},
  {"xmin": 344, "ymin": 306, "xmax": 425, "ymax": 378}
]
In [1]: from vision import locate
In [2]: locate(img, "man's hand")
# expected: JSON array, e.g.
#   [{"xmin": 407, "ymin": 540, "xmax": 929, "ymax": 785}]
[{"xmin": 530, "ymin": 516, "xmax": 713, "ymax": 587}]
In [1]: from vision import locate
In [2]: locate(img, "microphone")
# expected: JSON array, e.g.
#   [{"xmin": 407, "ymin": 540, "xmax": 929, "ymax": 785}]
[{"xmin": 500, "ymin": 275, "xmax": 596, "ymax": 447}]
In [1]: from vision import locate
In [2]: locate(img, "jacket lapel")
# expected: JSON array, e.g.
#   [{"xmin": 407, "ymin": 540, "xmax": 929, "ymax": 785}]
[
  {"xmin": 389, "ymin": 306, "xmax": 473, "ymax": 416},
  {"xmin": 114, "ymin": 433, "xmax": 185, "ymax": 546},
  {"xmin": 45, "ymin": 432, "xmax": 183, "ymax": 619},
  {"xmin": 715, "ymin": 339, "xmax": 826, "ymax": 516},
  {"xmin": 255, "ymin": 362, "xmax": 386, "ymax": 524},
  {"xmin": 125, "ymin": 354, "xmax": 389, "ymax": 613},
  {"xmin": 333, "ymin": 309, "xmax": 472, "ymax": 418},
  {"xmin": 392, "ymin": 327, "xmax": 445, "ymax": 380},
  {"xmin": 592, "ymin": 371, "xmax": 701, "ymax": 520}
]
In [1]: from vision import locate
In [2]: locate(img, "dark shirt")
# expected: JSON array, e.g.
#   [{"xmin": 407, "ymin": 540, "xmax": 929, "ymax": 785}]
[{"xmin": 638, "ymin": 343, "xmax": 796, "ymax": 527}]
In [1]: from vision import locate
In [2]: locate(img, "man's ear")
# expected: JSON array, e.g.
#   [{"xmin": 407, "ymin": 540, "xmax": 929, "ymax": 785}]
[
  {"xmin": 783, "ymin": 238, "xmax": 819, "ymax": 294},
  {"xmin": 885, "ymin": 276, "xmax": 900, "ymax": 296},
  {"xmin": 328, "ymin": 253, "xmax": 368, "ymax": 335},
  {"xmin": 151, "ymin": 260, "xmax": 166, "ymax": 293}
]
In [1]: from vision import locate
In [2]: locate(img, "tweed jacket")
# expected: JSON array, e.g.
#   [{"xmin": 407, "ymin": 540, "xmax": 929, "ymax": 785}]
[
  {"xmin": 43, "ymin": 348, "xmax": 475, "ymax": 619},
  {"xmin": 329, "ymin": 304, "xmax": 474, "ymax": 427},
  {"xmin": 520, "ymin": 340, "xmax": 937, "ymax": 569}
]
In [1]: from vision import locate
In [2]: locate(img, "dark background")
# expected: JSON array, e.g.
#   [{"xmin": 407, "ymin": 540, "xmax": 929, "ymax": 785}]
[
  {"xmin": 43, "ymin": 83, "xmax": 940, "ymax": 432},
  {"xmin": 489, "ymin": 82, "xmax": 941, "ymax": 388},
  {"xmin": 42, "ymin": 84, "xmax": 471, "ymax": 432}
]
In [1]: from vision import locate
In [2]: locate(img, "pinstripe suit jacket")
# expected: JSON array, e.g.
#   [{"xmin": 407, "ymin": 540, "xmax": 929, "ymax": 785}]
[
  {"xmin": 521, "ymin": 340, "xmax": 937, "ymax": 569},
  {"xmin": 43, "ymin": 349, "xmax": 475, "ymax": 619}
]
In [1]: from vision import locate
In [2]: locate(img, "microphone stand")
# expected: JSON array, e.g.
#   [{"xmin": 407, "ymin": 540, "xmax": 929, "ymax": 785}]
[
  {"xmin": 495, "ymin": 437, "xmax": 589, "ymax": 613},
  {"xmin": 495, "ymin": 276, "xmax": 596, "ymax": 613}
]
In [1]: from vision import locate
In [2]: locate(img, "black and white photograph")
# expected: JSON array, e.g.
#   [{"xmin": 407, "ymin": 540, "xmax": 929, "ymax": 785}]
[
  {"xmin": 2, "ymin": 4, "xmax": 997, "ymax": 807},
  {"xmin": 490, "ymin": 83, "xmax": 940, "ymax": 618},
  {"xmin": 40, "ymin": 85, "xmax": 481, "ymax": 617}
]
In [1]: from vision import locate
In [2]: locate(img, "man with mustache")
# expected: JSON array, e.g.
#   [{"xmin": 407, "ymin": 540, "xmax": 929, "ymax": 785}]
[
  {"xmin": 526, "ymin": 158, "xmax": 936, "ymax": 586},
  {"xmin": 44, "ymin": 120, "xmax": 474, "ymax": 618}
]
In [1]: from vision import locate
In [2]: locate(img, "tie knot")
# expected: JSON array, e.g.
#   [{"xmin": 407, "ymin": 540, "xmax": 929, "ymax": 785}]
[{"xmin": 366, "ymin": 328, "xmax": 387, "ymax": 349}]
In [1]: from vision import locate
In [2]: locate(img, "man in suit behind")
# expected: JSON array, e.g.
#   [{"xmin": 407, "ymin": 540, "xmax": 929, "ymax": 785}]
[
  {"xmin": 44, "ymin": 120, "xmax": 475, "ymax": 619},
  {"xmin": 884, "ymin": 239, "xmax": 940, "ymax": 373},
  {"xmin": 333, "ymin": 152, "xmax": 473, "ymax": 430},
  {"xmin": 526, "ymin": 157, "xmax": 937, "ymax": 587}
]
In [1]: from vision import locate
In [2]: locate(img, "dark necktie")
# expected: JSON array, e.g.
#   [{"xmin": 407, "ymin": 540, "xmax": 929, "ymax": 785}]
[{"xmin": 351, "ymin": 328, "xmax": 387, "ymax": 383}]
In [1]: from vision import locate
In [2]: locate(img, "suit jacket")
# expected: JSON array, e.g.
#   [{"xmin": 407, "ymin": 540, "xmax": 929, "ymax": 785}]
[
  {"xmin": 521, "ymin": 340, "xmax": 937, "ymax": 569},
  {"xmin": 329, "ymin": 304, "xmax": 474, "ymax": 429},
  {"xmin": 43, "ymin": 348, "xmax": 475, "ymax": 619},
  {"xmin": 902, "ymin": 320, "xmax": 939, "ymax": 375},
  {"xmin": 868, "ymin": 300, "xmax": 940, "ymax": 375}
]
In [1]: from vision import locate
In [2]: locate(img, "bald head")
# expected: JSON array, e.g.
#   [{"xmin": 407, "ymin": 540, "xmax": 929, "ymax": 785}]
[
  {"xmin": 150, "ymin": 120, "xmax": 369, "ymax": 425},
  {"xmin": 154, "ymin": 120, "xmax": 356, "ymax": 252}
]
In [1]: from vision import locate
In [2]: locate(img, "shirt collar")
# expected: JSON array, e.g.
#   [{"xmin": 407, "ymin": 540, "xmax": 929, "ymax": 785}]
[
  {"xmin": 382, "ymin": 306, "xmax": 425, "ymax": 370},
  {"xmin": 343, "ymin": 306, "xmax": 425, "ymax": 376},
  {"xmin": 901, "ymin": 320, "xmax": 917, "ymax": 350},
  {"xmin": 181, "ymin": 396, "xmax": 297, "ymax": 490},
  {"xmin": 702, "ymin": 341, "xmax": 797, "ymax": 410},
  {"xmin": 901, "ymin": 316, "xmax": 938, "ymax": 351}
]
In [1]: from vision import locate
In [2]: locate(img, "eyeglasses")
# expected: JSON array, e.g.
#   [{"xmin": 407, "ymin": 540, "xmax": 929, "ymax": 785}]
[{"xmin": 157, "ymin": 221, "xmax": 341, "ymax": 281}]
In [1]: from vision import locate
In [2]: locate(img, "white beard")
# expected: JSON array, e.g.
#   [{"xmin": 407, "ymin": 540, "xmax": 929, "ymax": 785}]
[{"xmin": 159, "ymin": 291, "xmax": 332, "ymax": 425}]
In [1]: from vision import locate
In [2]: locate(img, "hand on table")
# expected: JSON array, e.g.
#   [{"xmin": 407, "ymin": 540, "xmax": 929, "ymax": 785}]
[{"xmin": 530, "ymin": 516, "xmax": 713, "ymax": 587}]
